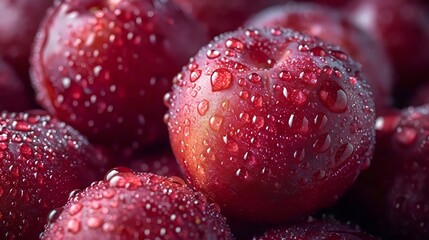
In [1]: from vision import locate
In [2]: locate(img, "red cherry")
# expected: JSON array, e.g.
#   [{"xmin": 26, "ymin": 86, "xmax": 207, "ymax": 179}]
[
  {"xmin": 346, "ymin": 105, "xmax": 429, "ymax": 240},
  {"xmin": 41, "ymin": 169, "xmax": 233, "ymax": 239},
  {"xmin": 245, "ymin": 2, "xmax": 394, "ymax": 113},
  {"xmin": 254, "ymin": 215, "xmax": 377, "ymax": 240},
  {"xmin": 0, "ymin": 111, "xmax": 108, "ymax": 239},
  {"xmin": 31, "ymin": 0, "xmax": 209, "ymax": 150},
  {"xmin": 0, "ymin": 0, "xmax": 53, "ymax": 70},
  {"xmin": 173, "ymin": 0, "xmax": 286, "ymax": 38},
  {"xmin": 346, "ymin": 0, "xmax": 429, "ymax": 84},
  {"xmin": 165, "ymin": 27, "xmax": 376, "ymax": 222}
]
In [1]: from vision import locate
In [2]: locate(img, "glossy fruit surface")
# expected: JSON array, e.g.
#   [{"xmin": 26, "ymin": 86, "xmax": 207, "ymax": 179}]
[
  {"xmin": 0, "ymin": 111, "xmax": 108, "ymax": 240},
  {"xmin": 254, "ymin": 215, "xmax": 375, "ymax": 240},
  {"xmin": 31, "ymin": 0, "xmax": 209, "ymax": 150},
  {"xmin": 347, "ymin": 105, "xmax": 429, "ymax": 240},
  {"xmin": 0, "ymin": 58, "xmax": 31, "ymax": 111},
  {"xmin": 245, "ymin": 2, "xmax": 393, "ymax": 112},
  {"xmin": 41, "ymin": 168, "xmax": 233, "ymax": 240},
  {"xmin": 165, "ymin": 27, "xmax": 376, "ymax": 222},
  {"xmin": 0, "ymin": 0, "xmax": 53, "ymax": 69},
  {"xmin": 346, "ymin": 0, "xmax": 429, "ymax": 83},
  {"xmin": 173, "ymin": 0, "xmax": 286, "ymax": 37}
]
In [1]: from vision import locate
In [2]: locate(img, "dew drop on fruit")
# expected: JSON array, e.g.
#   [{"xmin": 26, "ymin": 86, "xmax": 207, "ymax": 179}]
[
  {"xmin": 314, "ymin": 113, "xmax": 328, "ymax": 129},
  {"xmin": 190, "ymin": 70, "xmax": 202, "ymax": 82},
  {"xmin": 105, "ymin": 167, "xmax": 142, "ymax": 189},
  {"xmin": 47, "ymin": 208, "xmax": 63, "ymax": 225},
  {"xmin": 197, "ymin": 99, "xmax": 209, "ymax": 116},
  {"xmin": 395, "ymin": 126, "xmax": 418, "ymax": 145},
  {"xmin": 168, "ymin": 176, "xmax": 187, "ymax": 186},
  {"xmin": 335, "ymin": 143, "xmax": 354, "ymax": 163},
  {"xmin": 248, "ymin": 73, "xmax": 261, "ymax": 84},
  {"xmin": 211, "ymin": 68, "xmax": 232, "ymax": 92},
  {"xmin": 67, "ymin": 219, "xmax": 81, "ymax": 234},
  {"xmin": 313, "ymin": 133, "xmax": 332, "ymax": 153},
  {"xmin": 319, "ymin": 81, "xmax": 348, "ymax": 113},
  {"xmin": 279, "ymin": 71, "xmax": 292, "ymax": 81},
  {"xmin": 209, "ymin": 115, "xmax": 224, "ymax": 131},
  {"xmin": 225, "ymin": 38, "xmax": 244, "ymax": 51},
  {"xmin": 331, "ymin": 50, "xmax": 349, "ymax": 61},
  {"xmin": 252, "ymin": 116, "xmax": 265, "ymax": 129},
  {"xmin": 69, "ymin": 203, "xmax": 83, "ymax": 216},
  {"xmin": 207, "ymin": 49, "xmax": 220, "ymax": 59},
  {"xmin": 239, "ymin": 90, "xmax": 249, "ymax": 100},
  {"xmin": 87, "ymin": 217, "xmax": 103, "ymax": 228}
]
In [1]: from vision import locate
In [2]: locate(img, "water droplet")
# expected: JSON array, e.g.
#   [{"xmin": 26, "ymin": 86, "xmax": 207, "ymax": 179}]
[
  {"xmin": 395, "ymin": 126, "xmax": 417, "ymax": 145},
  {"xmin": 14, "ymin": 121, "xmax": 31, "ymax": 131},
  {"xmin": 207, "ymin": 49, "xmax": 220, "ymax": 59},
  {"xmin": 225, "ymin": 38, "xmax": 244, "ymax": 51},
  {"xmin": 314, "ymin": 113, "xmax": 328, "ymax": 129},
  {"xmin": 349, "ymin": 77, "xmax": 357, "ymax": 85},
  {"xmin": 311, "ymin": 46, "xmax": 327, "ymax": 57},
  {"xmin": 319, "ymin": 81, "xmax": 348, "ymax": 113},
  {"xmin": 47, "ymin": 208, "xmax": 63, "ymax": 225},
  {"xmin": 209, "ymin": 115, "xmax": 224, "ymax": 131},
  {"xmin": 251, "ymin": 95, "xmax": 263, "ymax": 108},
  {"xmin": 335, "ymin": 143, "xmax": 354, "ymax": 163},
  {"xmin": 168, "ymin": 176, "xmax": 187, "ymax": 186},
  {"xmin": 331, "ymin": 50, "xmax": 348, "ymax": 61},
  {"xmin": 279, "ymin": 71, "xmax": 291, "ymax": 81},
  {"xmin": 197, "ymin": 100, "xmax": 209, "ymax": 116},
  {"xmin": 19, "ymin": 144, "xmax": 33, "ymax": 158},
  {"xmin": 87, "ymin": 217, "xmax": 103, "ymax": 228},
  {"xmin": 270, "ymin": 28, "xmax": 282, "ymax": 36},
  {"xmin": 69, "ymin": 203, "xmax": 83, "ymax": 216},
  {"xmin": 313, "ymin": 134, "xmax": 332, "ymax": 153},
  {"xmin": 239, "ymin": 90, "xmax": 249, "ymax": 100},
  {"xmin": 0, "ymin": 185, "xmax": 3, "ymax": 197},
  {"xmin": 252, "ymin": 116, "xmax": 265, "ymax": 129},
  {"xmin": 248, "ymin": 73, "xmax": 261, "ymax": 84},
  {"xmin": 211, "ymin": 69, "xmax": 232, "ymax": 92},
  {"xmin": 190, "ymin": 70, "xmax": 202, "ymax": 82},
  {"xmin": 67, "ymin": 219, "xmax": 81, "ymax": 234},
  {"xmin": 105, "ymin": 167, "xmax": 142, "ymax": 189}
]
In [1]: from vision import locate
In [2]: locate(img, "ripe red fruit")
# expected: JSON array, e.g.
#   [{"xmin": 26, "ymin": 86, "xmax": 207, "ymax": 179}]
[
  {"xmin": 254, "ymin": 215, "xmax": 376, "ymax": 240},
  {"xmin": 41, "ymin": 168, "xmax": 233, "ymax": 239},
  {"xmin": 347, "ymin": 105, "xmax": 429, "ymax": 240},
  {"xmin": 245, "ymin": 2, "xmax": 393, "ymax": 113},
  {"xmin": 0, "ymin": 58, "xmax": 31, "ymax": 111},
  {"xmin": 0, "ymin": 0, "xmax": 53, "ymax": 69},
  {"xmin": 31, "ymin": 0, "xmax": 209, "ymax": 150},
  {"xmin": 346, "ymin": 0, "xmax": 429, "ymax": 83},
  {"xmin": 0, "ymin": 111, "xmax": 108, "ymax": 240},
  {"xmin": 165, "ymin": 27, "xmax": 376, "ymax": 222},
  {"xmin": 173, "ymin": 0, "xmax": 286, "ymax": 37}
]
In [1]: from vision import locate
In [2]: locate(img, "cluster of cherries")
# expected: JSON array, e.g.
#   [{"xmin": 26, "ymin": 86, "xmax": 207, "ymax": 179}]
[{"xmin": 0, "ymin": 0, "xmax": 428, "ymax": 239}]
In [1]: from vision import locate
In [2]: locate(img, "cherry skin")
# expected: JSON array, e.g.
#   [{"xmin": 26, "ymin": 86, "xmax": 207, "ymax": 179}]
[
  {"xmin": 173, "ymin": 0, "xmax": 287, "ymax": 38},
  {"xmin": 245, "ymin": 2, "xmax": 393, "ymax": 113},
  {"xmin": 346, "ymin": 0, "xmax": 429, "ymax": 85},
  {"xmin": 346, "ymin": 105, "xmax": 429, "ymax": 240},
  {"xmin": 165, "ymin": 27, "xmax": 376, "ymax": 222},
  {"xmin": 41, "ymin": 169, "xmax": 233, "ymax": 239},
  {"xmin": 31, "ymin": 0, "xmax": 209, "ymax": 151},
  {"xmin": 0, "ymin": 111, "xmax": 108, "ymax": 240},
  {"xmin": 0, "ymin": 0, "xmax": 53, "ymax": 70},
  {"xmin": 254, "ymin": 215, "xmax": 376, "ymax": 240}
]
